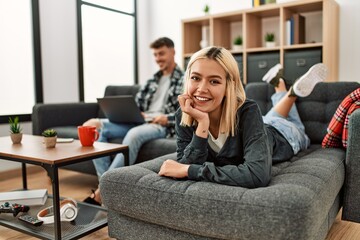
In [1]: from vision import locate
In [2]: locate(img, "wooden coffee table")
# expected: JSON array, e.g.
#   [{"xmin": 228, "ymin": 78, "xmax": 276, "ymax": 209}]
[{"xmin": 0, "ymin": 134, "xmax": 128, "ymax": 239}]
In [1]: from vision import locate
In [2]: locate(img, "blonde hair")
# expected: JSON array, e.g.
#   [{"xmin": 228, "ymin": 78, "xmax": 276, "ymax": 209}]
[{"xmin": 181, "ymin": 46, "xmax": 246, "ymax": 136}]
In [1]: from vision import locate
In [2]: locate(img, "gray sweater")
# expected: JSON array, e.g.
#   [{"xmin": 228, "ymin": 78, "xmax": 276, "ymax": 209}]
[{"xmin": 176, "ymin": 99, "xmax": 275, "ymax": 188}]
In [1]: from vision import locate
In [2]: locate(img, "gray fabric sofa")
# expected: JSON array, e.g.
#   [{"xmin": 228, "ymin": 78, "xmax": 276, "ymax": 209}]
[
  {"xmin": 32, "ymin": 85, "xmax": 177, "ymax": 175},
  {"xmin": 100, "ymin": 81, "xmax": 360, "ymax": 240}
]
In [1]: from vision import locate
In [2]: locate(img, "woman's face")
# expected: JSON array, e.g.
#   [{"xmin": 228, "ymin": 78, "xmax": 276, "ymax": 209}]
[{"xmin": 187, "ymin": 58, "xmax": 227, "ymax": 117}]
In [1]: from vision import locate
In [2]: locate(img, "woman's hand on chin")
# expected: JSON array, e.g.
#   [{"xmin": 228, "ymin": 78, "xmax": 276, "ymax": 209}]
[{"xmin": 178, "ymin": 94, "xmax": 208, "ymax": 122}]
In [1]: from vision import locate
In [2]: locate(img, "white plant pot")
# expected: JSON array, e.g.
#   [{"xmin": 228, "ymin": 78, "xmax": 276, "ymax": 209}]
[
  {"xmin": 265, "ymin": 41, "xmax": 275, "ymax": 48},
  {"xmin": 10, "ymin": 133, "xmax": 22, "ymax": 144},
  {"xmin": 44, "ymin": 136, "xmax": 57, "ymax": 148},
  {"xmin": 232, "ymin": 45, "xmax": 243, "ymax": 51}
]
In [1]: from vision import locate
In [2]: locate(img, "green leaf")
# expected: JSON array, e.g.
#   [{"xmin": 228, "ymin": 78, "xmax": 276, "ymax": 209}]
[
  {"xmin": 42, "ymin": 129, "xmax": 58, "ymax": 137},
  {"xmin": 9, "ymin": 116, "xmax": 22, "ymax": 134}
]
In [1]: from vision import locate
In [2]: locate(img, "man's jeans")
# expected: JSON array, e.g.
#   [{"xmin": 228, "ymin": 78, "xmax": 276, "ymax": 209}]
[
  {"xmin": 93, "ymin": 120, "xmax": 167, "ymax": 179},
  {"xmin": 263, "ymin": 91, "xmax": 310, "ymax": 155}
]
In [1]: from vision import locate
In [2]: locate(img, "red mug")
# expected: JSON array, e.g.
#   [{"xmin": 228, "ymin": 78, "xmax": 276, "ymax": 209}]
[{"xmin": 77, "ymin": 126, "xmax": 99, "ymax": 147}]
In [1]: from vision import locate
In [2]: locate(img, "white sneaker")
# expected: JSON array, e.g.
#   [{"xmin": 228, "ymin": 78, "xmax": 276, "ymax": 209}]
[
  {"xmin": 262, "ymin": 63, "xmax": 282, "ymax": 83},
  {"xmin": 292, "ymin": 63, "xmax": 328, "ymax": 97}
]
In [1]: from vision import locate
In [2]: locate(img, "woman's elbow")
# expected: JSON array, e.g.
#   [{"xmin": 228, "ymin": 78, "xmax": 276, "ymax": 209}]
[
  {"xmin": 252, "ymin": 169, "xmax": 271, "ymax": 188},
  {"xmin": 257, "ymin": 175, "xmax": 271, "ymax": 187}
]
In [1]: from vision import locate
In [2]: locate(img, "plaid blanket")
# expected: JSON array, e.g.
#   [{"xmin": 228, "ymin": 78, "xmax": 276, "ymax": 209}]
[{"xmin": 322, "ymin": 88, "xmax": 360, "ymax": 148}]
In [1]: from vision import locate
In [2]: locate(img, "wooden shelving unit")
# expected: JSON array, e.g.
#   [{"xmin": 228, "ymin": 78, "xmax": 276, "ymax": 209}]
[{"xmin": 182, "ymin": 0, "xmax": 339, "ymax": 84}]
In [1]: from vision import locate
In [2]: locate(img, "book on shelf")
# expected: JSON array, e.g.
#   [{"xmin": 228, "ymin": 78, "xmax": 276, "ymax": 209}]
[
  {"xmin": 0, "ymin": 189, "xmax": 48, "ymax": 206},
  {"xmin": 254, "ymin": 0, "xmax": 274, "ymax": 6},
  {"xmin": 286, "ymin": 19, "xmax": 292, "ymax": 45},
  {"xmin": 264, "ymin": 0, "xmax": 276, "ymax": 4},
  {"xmin": 285, "ymin": 13, "xmax": 305, "ymax": 45},
  {"xmin": 253, "ymin": 0, "xmax": 261, "ymax": 7},
  {"xmin": 287, "ymin": 14, "xmax": 305, "ymax": 45},
  {"xmin": 293, "ymin": 13, "xmax": 305, "ymax": 44}
]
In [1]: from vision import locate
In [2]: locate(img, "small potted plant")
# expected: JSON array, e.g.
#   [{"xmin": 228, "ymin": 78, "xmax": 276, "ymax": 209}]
[
  {"xmin": 265, "ymin": 32, "xmax": 275, "ymax": 48},
  {"xmin": 42, "ymin": 129, "xmax": 57, "ymax": 148},
  {"xmin": 9, "ymin": 116, "xmax": 22, "ymax": 144},
  {"xmin": 203, "ymin": 4, "xmax": 210, "ymax": 15},
  {"xmin": 265, "ymin": 0, "xmax": 276, "ymax": 4},
  {"xmin": 232, "ymin": 36, "xmax": 243, "ymax": 51}
]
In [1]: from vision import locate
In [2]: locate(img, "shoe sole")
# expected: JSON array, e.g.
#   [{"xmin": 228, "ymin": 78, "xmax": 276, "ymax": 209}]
[
  {"xmin": 262, "ymin": 63, "xmax": 282, "ymax": 83},
  {"xmin": 293, "ymin": 63, "xmax": 328, "ymax": 97}
]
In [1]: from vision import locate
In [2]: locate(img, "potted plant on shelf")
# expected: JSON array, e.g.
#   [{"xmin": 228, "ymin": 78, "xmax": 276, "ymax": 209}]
[
  {"xmin": 42, "ymin": 129, "xmax": 57, "ymax": 148},
  {"xmin": 265, "ymin": 0, "xmax": 276, "ymax": 4},
  {"xmin": 203, "ymin": 4, "xmax": 210, "ymax": 15},
  {"xmin": 232, "ymin": 36, "xmax": 243, "ymax": 51},
  {"xmin": 265, "ymin": 32, "xmax": 275, "ymax": 48},
  {"xmin": 9, "ymin": 116, "xmax": 22, "ymax": 144}
]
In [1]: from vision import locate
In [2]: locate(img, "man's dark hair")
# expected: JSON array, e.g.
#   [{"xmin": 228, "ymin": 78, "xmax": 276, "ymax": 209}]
[{"xmin": 150, "ymin": 37, "xmax": 174, "ymax": 49}]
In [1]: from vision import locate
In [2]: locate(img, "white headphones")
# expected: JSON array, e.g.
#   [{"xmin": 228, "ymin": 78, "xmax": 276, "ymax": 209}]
[{"xmin": 37, "ymin": 198, "xmax": 78, "ymax": 224}]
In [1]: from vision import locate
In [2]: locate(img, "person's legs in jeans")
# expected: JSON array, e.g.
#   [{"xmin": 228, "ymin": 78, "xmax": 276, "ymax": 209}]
[
  {"xmin": 92, "ymin": 119, "xmax": 137, "ymax": 178},
  {"xmin": 263, "ymin": 77, "xmax": 319, "ymax": 154},
  {"xmin": 262, "ymin": 63, "xmax": 328, "ymax": 130},
  {"xmin": 268, "ymin": 80, "xmax": 305, "ymax": 130},
  {"xmin": 263, "ymin": 79, "xmax": 310, "ymax": 154},
  {"xmin": 107, "ymin": 123, "xmax": 167, "ymax": 171}
]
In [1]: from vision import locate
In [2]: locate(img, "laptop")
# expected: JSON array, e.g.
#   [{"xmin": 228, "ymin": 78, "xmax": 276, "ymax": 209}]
[{"xmin": 97, "ymin": 96, "xmax": 150, "ymax": 124}]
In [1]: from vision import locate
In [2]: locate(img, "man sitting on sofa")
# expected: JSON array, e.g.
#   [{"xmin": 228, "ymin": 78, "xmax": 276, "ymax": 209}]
[{"xmin": 83, "ymin": 37, "xmax": 184, "ymax": 205}]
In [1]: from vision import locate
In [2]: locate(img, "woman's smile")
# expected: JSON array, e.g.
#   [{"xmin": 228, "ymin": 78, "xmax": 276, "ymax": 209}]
[{"xmin": 194, "ymin": 95, "xmax": 211, "ymax": 102}]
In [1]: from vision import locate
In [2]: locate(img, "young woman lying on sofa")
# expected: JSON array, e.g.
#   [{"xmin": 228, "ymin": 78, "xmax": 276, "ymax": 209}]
[{"xmin": 158, "ymin": 46, "xmax": 327, "ymax": 188}]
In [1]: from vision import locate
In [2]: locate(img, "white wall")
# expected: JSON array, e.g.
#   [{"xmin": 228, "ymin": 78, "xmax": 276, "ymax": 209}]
[{"xmin": 337, "ymin": 0, "xmax": 360, "ymax": 82}]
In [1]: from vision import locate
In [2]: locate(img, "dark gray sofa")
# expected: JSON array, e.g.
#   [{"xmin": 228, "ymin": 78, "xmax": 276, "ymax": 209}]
[
  {"xmin": 100, "ymin": 82, "xmax": 360, "ymax": 240},
  {"xmin": 32, "ymin": 85, "xmax": 177, "ymax": 175}
]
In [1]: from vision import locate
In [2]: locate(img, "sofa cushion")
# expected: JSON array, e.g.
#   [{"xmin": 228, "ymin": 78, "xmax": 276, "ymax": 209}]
[
  {"xmin": 137, "ymin": 138, "xmax": 176, "ymax": 163},
  {"xmin": 245, "ymin": 82, "xmax": 360, "ymax": 144},
  {"xmin": 32, "ymin": 102, "xmax": 99, "ymax": 136},
  {"xmin": 245, "ymin": 82, "xmax": 275, "ymax": 114},
  {"xmin": 52, "ymin": 126, "xmax": 79, "ymax": 139},
  {"xmin": 100, "ymin": 146, "xmax": 345, "ymax": 239}
]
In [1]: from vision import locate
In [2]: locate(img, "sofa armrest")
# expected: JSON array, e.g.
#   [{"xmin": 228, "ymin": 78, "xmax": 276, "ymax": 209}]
[
  {"xmin": 342, "ymin": 108, "xmax": 360, "ymax": 223},
  {"xmin": 32, "ymin": 102, "xmax": 99, "ymax": 135}
]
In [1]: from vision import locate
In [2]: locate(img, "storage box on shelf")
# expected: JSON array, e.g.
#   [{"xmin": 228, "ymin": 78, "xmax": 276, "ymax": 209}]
[
  {"xmin": 247, "ymin": 52, "xmax": 280, "ymax": 84},
  {"xmin": 182, "ymin": 0, "xmax": 339, "ymax": 84},
  {"xmin": 283, "ymin": 48, "xmax": 322, "ymax": 85}
]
